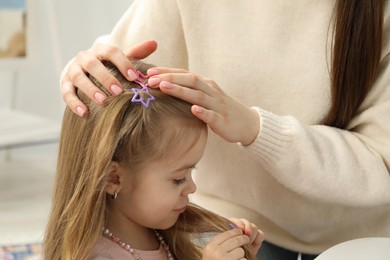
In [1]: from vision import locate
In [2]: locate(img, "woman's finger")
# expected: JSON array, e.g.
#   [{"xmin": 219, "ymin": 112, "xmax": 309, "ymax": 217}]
[
  {"xmin": 146, "ymin": 66, "xmax": 188, "ymax": 76},
  {"xmin": 149, "ymin": 73, "xmax": 216, "ymax": 97},
  {"xmin": 89, "ymin": 43, "xmax": 139, "ymax": 83},
  {"xmin": 70, "ymin": 43, "xmax": 139, "ymax": 99},
  {"xmin": 74, "ymin": 51, "xmax": 123, "ymax": 97},
  {"xmin": 61, "ymin": 80, "xmax": 88, "ymax": 117},
  {"xmin": 67, "ymin": 58, "xmax": 108, "ymax": 104},
  {"xmin": 125, "ymin": 39, "xmax": 158, "ymax": 59},
  {"xmin": 191, "ymin": 105, "xmax": 225, "ymax": 131},
  {"xmin": 158, "ymin": 81, "xmax": 217, "ymax": 110}
]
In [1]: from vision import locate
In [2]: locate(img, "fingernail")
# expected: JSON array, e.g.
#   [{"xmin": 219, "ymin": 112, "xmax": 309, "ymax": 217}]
[
  {"xmin": 147, "ymin": 68, "xmax": 159, "ymax": 76},
  {"xmin": 127, "ymin": 69, "xmax": 138, "ymax": 81},
  {"xmin": 148, "ymin": 77, "xmax": 161, "ymax": 86},
  {"xmin": 229, "ymin": 223, "xmax": 238, "ymax": 229},
  {"xmin": 76, "ymin": 106, "xmax": 86, "ymax": 117},
  {"xmin": 161, "ymin": 81, "xmax": 173, "ymax": 89},
  {"xmin": 111, "ymin": 84, "xmax": 123, "ymax": 95},
  {"xmin": 94, "ymin": 92, "xmax": 107, "ymax": 103},
  {"xmin": 194, "ymin": 105, "xmax": 203, "ymax": 113}
]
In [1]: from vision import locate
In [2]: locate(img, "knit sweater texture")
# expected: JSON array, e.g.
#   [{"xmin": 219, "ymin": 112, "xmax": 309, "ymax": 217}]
[{"xmin": 106, "ymin": 0, "xmax": 390, "ymax": 254}]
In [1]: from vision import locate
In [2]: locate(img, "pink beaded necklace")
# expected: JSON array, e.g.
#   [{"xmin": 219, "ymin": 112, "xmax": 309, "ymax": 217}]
[{"xmin": 103, "ymin": 228, "xmax": 174, "ymax": 260}]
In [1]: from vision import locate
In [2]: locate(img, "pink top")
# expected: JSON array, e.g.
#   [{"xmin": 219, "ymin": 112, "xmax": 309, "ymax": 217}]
[{"xmin": 90, "ymin": 237, "xmax": 168, "ymax": 260}]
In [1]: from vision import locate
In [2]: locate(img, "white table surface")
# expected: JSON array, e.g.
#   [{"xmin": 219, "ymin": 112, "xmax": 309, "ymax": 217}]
[{"xmin": 315, "ymin": 237, "xmax": 390, "ymax": 260}]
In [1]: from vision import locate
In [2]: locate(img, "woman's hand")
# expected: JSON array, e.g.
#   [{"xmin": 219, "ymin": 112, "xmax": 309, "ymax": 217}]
[
  {"xmin": 147, "ymin": 68, "xmax": 260, "ymax": 145},
  {"xmin": 229, "ymin": 218, "xmax": 264, "ymax": 255},
  {"xmin": 61, "ymin": 40, "xmax": 157, "ymax": 117},
  {"xmin": 202, "ymin": 228, "xmax": 250, "ymax": 260}
]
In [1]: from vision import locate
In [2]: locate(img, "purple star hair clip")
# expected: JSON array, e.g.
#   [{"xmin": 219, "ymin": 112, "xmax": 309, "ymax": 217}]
[{"xmin": 131, "ymin": 71, "xmax": 155, "ymax": 108}]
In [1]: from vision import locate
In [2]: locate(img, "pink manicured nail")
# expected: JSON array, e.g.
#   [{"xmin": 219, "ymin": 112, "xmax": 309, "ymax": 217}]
[
  {"xmin": 161, "ymin": 81, "xmax": 173, "ymax": 89},
  {"xmin": 127, "ymin": 69, "xmax": 138, "ymax": 81},
  {"xmin": 94, "ymin": 92, "xmax": 107, "ymax": 103},
  {"xmin": 147, "ymin": 68, "xmax": 159, "ymax": 76},
  {"xmin": 111, "ymin": 84, "xmax": 123, "ymax": 95},
  {"xmin": 76, "ymin": 106, "xmax": 86, "ymax": 117},
  {"xmin": 148, "ymin": 77, "xmax": 161, "ymax": 86}
]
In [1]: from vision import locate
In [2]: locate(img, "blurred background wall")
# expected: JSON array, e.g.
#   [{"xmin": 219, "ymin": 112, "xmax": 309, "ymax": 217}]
[
  {"xmin": 0, "ymin": 0, "xmax": 133, "ymax": 160},
  {"xmin": 0, "ymin": 0, "xmax": 135, "ymax": 246}
]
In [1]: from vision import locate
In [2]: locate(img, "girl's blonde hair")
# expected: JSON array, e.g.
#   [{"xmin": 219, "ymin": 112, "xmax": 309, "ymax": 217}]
[{"xmin": 43, "ymin": 60, "xmax": 255, "ymax": 260}]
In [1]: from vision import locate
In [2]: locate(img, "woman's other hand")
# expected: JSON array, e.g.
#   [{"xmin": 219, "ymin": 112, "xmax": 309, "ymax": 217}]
[{"xmin": 147, "ymin": 68, "xmax": 260, "ymax": 145}]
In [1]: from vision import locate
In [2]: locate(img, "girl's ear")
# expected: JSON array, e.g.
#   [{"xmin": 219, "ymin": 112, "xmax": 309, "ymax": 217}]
[{"xmin": 104, "ymin": 161, "xmax": 122, "ymax": 195}]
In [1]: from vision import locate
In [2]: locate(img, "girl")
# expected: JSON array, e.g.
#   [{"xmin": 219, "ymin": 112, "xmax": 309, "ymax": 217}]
[{"xmin": 43, "ymin": 60, "xmax": 263, "ymax": 260}]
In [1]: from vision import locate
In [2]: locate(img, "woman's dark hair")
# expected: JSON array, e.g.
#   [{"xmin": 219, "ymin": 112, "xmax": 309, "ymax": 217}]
[{"xmin": 323, "ymin": 0, "xmax": 385, "ymax": 128}]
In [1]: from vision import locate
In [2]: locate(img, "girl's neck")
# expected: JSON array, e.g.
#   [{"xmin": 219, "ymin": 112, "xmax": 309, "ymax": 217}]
[{"xmin": 106, "ymin": 213, "xmax": 159, "ymax": 250}]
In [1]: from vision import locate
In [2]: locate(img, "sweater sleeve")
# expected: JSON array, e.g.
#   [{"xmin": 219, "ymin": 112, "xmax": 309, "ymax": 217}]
[
  {"xmin": 107, "ymin": 0, "xmax": 188, "ymax": 69},
  {"xmin": 246, "ymin": 51, "xmax": 390, "ymax": 207}
]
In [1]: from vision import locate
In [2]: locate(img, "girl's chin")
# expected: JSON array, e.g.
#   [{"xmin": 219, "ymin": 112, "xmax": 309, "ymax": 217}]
[{"xmin": 153, "ymin": 216, "xmax": 181, "ymax": 230}]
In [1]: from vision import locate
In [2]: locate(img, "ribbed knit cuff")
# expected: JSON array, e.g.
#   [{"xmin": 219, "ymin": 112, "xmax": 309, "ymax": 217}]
[{"xmin": 245, "ymin": 107, "xmax": 295, "ymax": 164}]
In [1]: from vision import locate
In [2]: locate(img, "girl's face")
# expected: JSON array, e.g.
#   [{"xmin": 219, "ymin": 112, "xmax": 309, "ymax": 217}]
[{"xmin": 112, "ymin": 129, "xmax": 207, "ymax": 230}]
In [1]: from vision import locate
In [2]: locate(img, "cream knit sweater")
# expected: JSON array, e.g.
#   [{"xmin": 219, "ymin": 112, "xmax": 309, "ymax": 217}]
[{"xmin": 107, "ymin": 0, "xmax": 390, "ymax": 254}]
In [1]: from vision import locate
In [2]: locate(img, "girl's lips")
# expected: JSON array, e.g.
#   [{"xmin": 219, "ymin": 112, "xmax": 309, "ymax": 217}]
[{"xmin": 175, "ymin": 206, "xmax": 187, "ymax": 213}]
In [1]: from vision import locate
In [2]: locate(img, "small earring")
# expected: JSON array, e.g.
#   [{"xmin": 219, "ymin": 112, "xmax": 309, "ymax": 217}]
[{"xmin": 112, "ymin": 192, "xmax": 118, "ymax": 199}]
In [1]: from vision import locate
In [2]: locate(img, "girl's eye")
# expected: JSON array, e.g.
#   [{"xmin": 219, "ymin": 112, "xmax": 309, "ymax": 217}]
[
  {"xmin": 173, "ymin": 177, "xmax": 187, "ymax": 185},
  {"xmin": 172, "ymin": 167, "xmax": 196, "ymax": 185}
]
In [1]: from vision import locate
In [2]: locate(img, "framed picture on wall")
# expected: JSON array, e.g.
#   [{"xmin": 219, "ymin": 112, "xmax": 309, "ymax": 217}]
[
  {"xmin": 0, "ymin": 0, "xmax": 41, "ymax": 69},
  {"xmin": 0, "ymin": 0, "xmax": 26, "ymax": 59}
]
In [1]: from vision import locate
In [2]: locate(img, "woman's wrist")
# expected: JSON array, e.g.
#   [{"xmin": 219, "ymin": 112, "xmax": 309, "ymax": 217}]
[{"xmin": 240, "ymin": 107, "xmax": 260, "ymax": 146}]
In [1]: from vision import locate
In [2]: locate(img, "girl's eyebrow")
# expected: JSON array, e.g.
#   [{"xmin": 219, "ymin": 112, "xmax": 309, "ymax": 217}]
[{"xmin": 172, "ymin": 163, "xmax": 197, "ymax": 173}]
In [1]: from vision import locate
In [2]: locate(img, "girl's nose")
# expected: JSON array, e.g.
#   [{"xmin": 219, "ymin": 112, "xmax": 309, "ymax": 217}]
[{"xmin": 182, "ymin": 177, "xmax": 197, "ymax": 196}]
